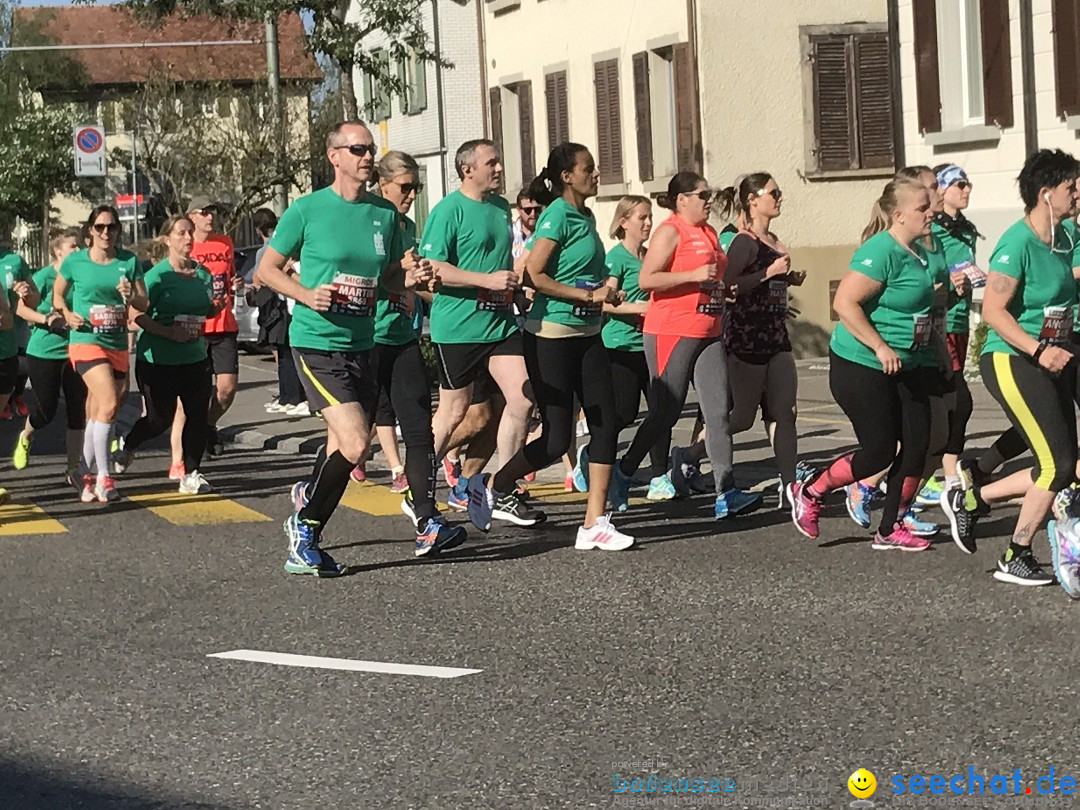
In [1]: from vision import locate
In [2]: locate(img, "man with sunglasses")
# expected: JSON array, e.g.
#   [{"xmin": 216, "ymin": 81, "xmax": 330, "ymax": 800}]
[
  {"xmin": 184, "ymin": 196, "xmax": 239, "ymax": 462},
  {"xmin": 512, "ymin": 191, "xmax": 541, "ymax": 259},
  {"xmin": 255, "ymin": 121, "xmax": 447, "ymax": 577}
]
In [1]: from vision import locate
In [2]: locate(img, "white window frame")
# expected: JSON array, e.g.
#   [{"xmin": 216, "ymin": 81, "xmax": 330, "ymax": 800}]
[
  {"xmin": 936, "ymin": 0, "xmax": 985, "ymax": 129},
  {"xmin": 648, "ymin": 48, "xmax": 678, "ymax": 180}
]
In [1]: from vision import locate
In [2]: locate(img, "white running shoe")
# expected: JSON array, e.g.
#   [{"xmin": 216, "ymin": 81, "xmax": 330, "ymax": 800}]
[
  {"xmin": 575, "ymin": 515, "xmax": 634, "ymax": 551},
  {"xmin": 179, "ymin": 470, "xmax": 213, "ymax": 494},
  {"xmin": 285, "ymin": 402, "xmax": 311, "ymax": 417}
]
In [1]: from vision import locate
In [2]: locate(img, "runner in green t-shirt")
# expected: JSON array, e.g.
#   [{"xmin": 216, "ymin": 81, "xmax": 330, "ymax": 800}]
[
  {"xmin": 462, "ymin": 143, "xmax": 632, "ymax": 551},
  {"xmin": 256, "ymin": 121, "xmax": 451, "ymax": 578},
  {"xmin": 53, "ymin": 204, "xmax": 149, "ymax": 505},
  {"xmin": 420, "ymin": 138, "xmax": 539, "ymax": 528},
  {"xmin": 114, "ymin": 214, "xmax": 219, "ymax": 496},
  {"xmin": 12, "ymin": 228, "xmax": 85, "ymax": 481}
]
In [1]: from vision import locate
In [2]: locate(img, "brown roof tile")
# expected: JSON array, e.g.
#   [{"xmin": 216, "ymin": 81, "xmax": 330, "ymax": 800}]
[{"xmin": 14, "ymin": 6, "xmax": 322, "ymax": 85}]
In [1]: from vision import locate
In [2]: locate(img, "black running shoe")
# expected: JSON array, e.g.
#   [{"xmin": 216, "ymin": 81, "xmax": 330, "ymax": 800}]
[
  {"xmin": 940, "ymin": 488, "xmax": 978, "ymax": 554},
  {"xmin": 492, "ymin": 491, "xmax": 545, "ymax": 526},
  {"xmin": 956, "ymin": 457, "xmax": 991, "ymax": 493},
  {"xmin": 206, "ymin": 427, "xmax": 224, "ymax": 457},
  {"xmin": 993, "ymin": 547, "xmax": 1054, "ymax": 586}
]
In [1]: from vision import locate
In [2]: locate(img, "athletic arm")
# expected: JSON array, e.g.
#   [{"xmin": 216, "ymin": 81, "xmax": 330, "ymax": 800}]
[
  {"xmin": 637, "ymin": 227, "xmax": 711, "ymax": 292},
  {"xmin": 981, "ymin": 271, "xmax": 1040, "ymax": 356},
  {"xmin": 256, "ymin": 245, "xmax": 328, "ymax": 310},
  {"xmin": 524, "ymin": 238, "xmax": 617, "ymax": 306},
  {"xmin": 832, "ymin": 270, "xmax": 901, "ymax": 374},
  {"xmin": 15, "ymin": 298, "xmax": 48, "ymax": 325},
  {"xmin": 427, "ymin": 260, "xmax": 509, "ymax": 291}
]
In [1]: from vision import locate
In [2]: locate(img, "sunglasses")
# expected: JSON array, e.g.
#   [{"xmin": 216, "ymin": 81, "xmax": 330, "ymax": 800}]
[
  {"xmin": 91, "ymin": 222, "xmax": 120, "ymax": 233},
  {"xmin": 758, "ymin": 188, "xmax": 783, "ymax": 202},
  {"xmin": 191, "ymin": 208, "xmax": 217, "ymax": 217},
  {"xmin": 335, "ymin": 143, "xmax": 378, "ymax": 158},
  {"xmin": 953, "ymin": 180, "xmax": 972, "ymax": 191},
  {"xmin": 395, "ymin": 181, "xmax": 424, "ymax": 195},
  {"xmin": 519, "ymin": 206, "xmax": 541, "ymax": 214},
  {"xmin": 682, "ymin": 190, "xmax": 713, "ymax": 202}
]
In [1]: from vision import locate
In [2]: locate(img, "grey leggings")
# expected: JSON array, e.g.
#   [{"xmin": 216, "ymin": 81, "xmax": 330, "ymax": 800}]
[{"xmin": 618, "ymin": 334, "xmax": 733, "ymax": 494}]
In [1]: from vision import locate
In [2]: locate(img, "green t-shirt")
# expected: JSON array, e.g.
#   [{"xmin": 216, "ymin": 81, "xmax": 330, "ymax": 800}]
[
  {"xmin": 268, "ymin": 187, "xmax": 404, "ymax": 353},
  {"xmin": 718, "ymin": 225, "xmax": 739, "ymax": 254},
  {"xmin": 374, "ymin": 215, "xmax": 421, "ymax": 347},
  {"xmin": 982, "ymin": 218, "xmax": 1077, "ymax": 356},
  {"xmin": 829, "ymin": 230, "xmax": 938, "ymax": 370},
  {"xmin": 25, "ymin": 264, "xmax": 68, "ymax": 361},
  {"xmin": 136, "ymin": 259, "xmax": 214, "ymax": 366},
  {"xmin": 58, "ymin": 248, "xmax": 141, "ymax": 351},
  {"xmin": 1062, "ymin": 217, "xmax": 1080, "ymax": 326},
  {"xmin": 0, "ymin": 250, "xmax": 30, "ymax": 360},
  {"xmin": 420, "ymin": 190, "xmax": 517, "ymax": 345},
  {"xmin": 527, "ymin": 197, "xmax": 608, "ymax": 329},
  {"xmin": 601, "ymin": 243, "xmax": 646, "ymax": 352},
  {"xmin": 930, "ymin": 221, "xmax": 977, "ymax": 334}
]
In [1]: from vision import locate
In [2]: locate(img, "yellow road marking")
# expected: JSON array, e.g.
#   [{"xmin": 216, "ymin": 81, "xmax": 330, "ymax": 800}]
[
  {"xmin": 128, "ymin": 491, "xmax": 272, "ymax": 525},
  {"xmin": 339, "ymin": 480, "xmax": 451, "ymax": 517},
  {"xmin": 0, "ymin": 500, "xmax": 66, "ymax": 535}
]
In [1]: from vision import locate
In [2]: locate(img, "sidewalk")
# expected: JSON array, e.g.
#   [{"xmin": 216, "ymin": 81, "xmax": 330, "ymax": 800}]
[{"xmin": 212, "ymin": 351, "xmax": 1019, "ymax": 491}]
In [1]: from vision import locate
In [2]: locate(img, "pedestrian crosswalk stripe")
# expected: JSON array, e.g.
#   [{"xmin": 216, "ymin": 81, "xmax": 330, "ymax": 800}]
[
  {"xmin": 0, "ymin": 501, "xmax": 67, "ymax": 535},
  {"xmin": 339, "ymin": 480, "xmax": 449, "ymax": 517},
  {"xmin": 128, "ymin": 491, "xmax": 272, "ymax": 525}
]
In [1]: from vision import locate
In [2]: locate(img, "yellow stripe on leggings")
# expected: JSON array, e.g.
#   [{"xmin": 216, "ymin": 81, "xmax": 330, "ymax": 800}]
[
  {"xmin": 993, "ymin": 352, "xmax": 1056, "ymax": 489},
  {"xmin": 298, "ymin": 355, "xmax": 340, "ymax": 408},
  {"xmin": 128, "ymin": 491, "xmax": 272, "ymax": 525},
  {"xmin": 0, "ymin": 500, "xmax": 66, "ymax": 535}
]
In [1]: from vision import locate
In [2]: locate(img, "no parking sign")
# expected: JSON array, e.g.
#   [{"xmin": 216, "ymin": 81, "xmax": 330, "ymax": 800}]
[{"xmin": 73, "ymin": 124, "xmax": 106, "ymax": 177}]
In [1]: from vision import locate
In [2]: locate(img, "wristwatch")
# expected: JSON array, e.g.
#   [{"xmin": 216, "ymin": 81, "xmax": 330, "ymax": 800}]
[{"xmin": 1032, "ymin": 339, "xmax": 1049, "ymax": 363}]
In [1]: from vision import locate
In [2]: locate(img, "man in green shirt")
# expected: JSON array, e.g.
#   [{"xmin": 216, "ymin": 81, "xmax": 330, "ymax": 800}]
[
  {"xmin": 421, "ymin": 139, "xmax": 536, "ymax": 524},
  {"xmin": 256, "ymin": 120, "xmax": 453, "ymax": 578}
]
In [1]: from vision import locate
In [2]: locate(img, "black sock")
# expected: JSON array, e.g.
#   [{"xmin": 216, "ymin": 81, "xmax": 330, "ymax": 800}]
[
  {"xmin": 299, "ymin": 450, "xmax": 354, "ymax": 525},
  {"xmin": 1008, "ymin": 541, "xmax": 1030, "ymax": 558},
  {"xmin": 311, "ymin": 443, "xmax": 328, "ymax": 481},
  {"xmin": 405, "ymin": 443, "xmax": 437, "ymax": 524}
]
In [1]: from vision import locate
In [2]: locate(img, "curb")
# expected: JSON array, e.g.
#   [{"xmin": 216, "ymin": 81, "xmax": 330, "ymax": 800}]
[{"xmin": 219, "ymin": 425, "xmax": 323, "ymax": 457}]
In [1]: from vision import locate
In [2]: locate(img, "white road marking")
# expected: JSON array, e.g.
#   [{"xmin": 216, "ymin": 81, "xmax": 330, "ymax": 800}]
[{"xmin": 207, "ymin": 649, "xmax": 482, "ymax": 678}]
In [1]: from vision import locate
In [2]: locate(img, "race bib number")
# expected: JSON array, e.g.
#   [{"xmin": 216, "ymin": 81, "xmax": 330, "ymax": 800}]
[
  {"xmin": 951, "ymin": 261, "xmax": 986, "ymax": 289},
  {"xmin": 571, "ymin": 279, "xmax": 603, "ymax": 318},
  {"xmin": 1040, "ymin": 305, "xmax": 1072, "ymax": 344},
  {"xmin": 477, "ymin": 288, "xmax": 513, "ymax": 312},
  {"xmin": 386, "ymin": 291, "xmax": 413, "ymax": 317},
  {"xmin": 173, "ymin": 314, "xmax": 205, "ymax": 339},
  {"xmin": 211, "ymin": 272, "xmax": 229, "ymax": 300},
  {"xmin": 697, "ymin": 280, "xmax": 726, "ymax": 315},
  {"xmin": 767, "ymin": 280, "xmax": 788, "ymax": 311},
  {"xmin": 328, "ymin": 274, "xmax": 376, "ymax": 317},
  {"xmin": 911, "ymin": 313, "xmax": 932, "ymax": 349},
  {"xmin": 88, "ymin": 304, "xmax": 126, "ymax": 335}
]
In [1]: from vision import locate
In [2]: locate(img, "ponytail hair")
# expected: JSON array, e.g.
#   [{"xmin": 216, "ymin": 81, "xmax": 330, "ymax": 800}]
[
  {"xmin": 656, "ymin": 171, "xmax": 707, "ymax": 210},
  {"xmin": 713, "ymin": 172, "xmax": 774, "ymax": 223},
  {"xmin": 609, "ymin": 195, "xmax": 651, "ymax": 239},
  {"xmin": 861, "ymin": 177, "xmax": 925, "ymax": 243},
  {"xmin": 527, "ymin": 142, "xmax": 590, "ymax": 206}
]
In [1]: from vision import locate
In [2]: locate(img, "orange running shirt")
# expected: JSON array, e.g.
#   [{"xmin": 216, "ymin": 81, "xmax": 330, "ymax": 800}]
[
  {"xmin": 191, "ymin": 233, "xmax": 237, "ymax": 333},
  {"xmin": 642, "ymin": 213, "xmax": 725, "ymax": 339}
]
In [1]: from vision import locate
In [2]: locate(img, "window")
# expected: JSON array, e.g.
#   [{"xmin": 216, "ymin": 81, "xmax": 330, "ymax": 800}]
[
  {"xmin": 593, "ymin": 59, "xmax": 623, "ymax": 185},
  {"xmin": 631, "ymin": 42, "xmax": 699, "ymax": 182},
  {"xmin": 1053, "ymin": 0, "xmax": 1080, "ymax": 117},
  {"xmin": 801, "ymin": 25, "xmax": 894, "ymax": 173},
  {"xmin": 200, "ymin": 94, "xmax": 217, "ymax": 116},
  {"xmin": 413, "ymin": 165, "xmax": 430, "ymax": 232},
  {"xmin": 912, "ymin": 0, "xmax": 1012, "ymax": 134},
  {"xmin": 545, "ymin": 70, "xmax": 569, "ymax": 149},
  {"xmin": 489, "ymin": 81, "xmax": 535, "ymax": 192},
  {"xmin": 363, "ymin": 49, "xmax": 393, "ymax": 121},
  {"xmin": 398, "ymin": 48, "xmax": 428, "ymax": 115}
]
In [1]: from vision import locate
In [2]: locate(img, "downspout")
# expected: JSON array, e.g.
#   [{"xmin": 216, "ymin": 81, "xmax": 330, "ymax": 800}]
[
  {"xmin": 686, "ymin": 0, "xmax": 702, "ymax": 171},
  {"xmin": 1019, "ymin": 0, "xmax": 1038, "ymax": 155},
  {"xmin": 476, "ymin": 0, "xmax": 489, "ymax": 138},
  {"xmin": 433, "ymin": 0, "xmax": 449, "ymax": 195},
  {"xmin": 887, "ymin": 0, "xmax": 906, "ymax": 169}
]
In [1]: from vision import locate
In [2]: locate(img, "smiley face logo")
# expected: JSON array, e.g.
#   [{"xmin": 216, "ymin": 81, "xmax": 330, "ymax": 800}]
[{"xmin": 848, "ymin": 769, "xmax": 877, "ymax": 798}]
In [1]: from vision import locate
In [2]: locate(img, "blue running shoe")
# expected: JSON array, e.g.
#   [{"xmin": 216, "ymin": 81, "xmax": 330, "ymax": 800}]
[
  {"xmin": 447, "ymin": 479, "xmax": 468, "ymax": 512},
  {"xmin": 465, "ymin": 473, "xmax": 494, "ymax": 532},
  {"xmin": 844, "ymin": 482, "xmax": 875, "ymax": 529},
  {"xmin": 794, "ymin": 461, "xmax": 818, "ymax": 483},
  {"xmin": 669, "ymin": 446, "xmax": 692, "ymax": 496},
  {"xmin": 609, "ymin": 463, "xmax": 632, "ymax": 513},
  {"xmin": 283, "ymin": 513, "xmax": 344, "ymax": 577},
  {"xmin": 1049, "ymin": 519, "xmax": 1080, "ymax": 599},
  {"xmin": 572, "ymin": 444, "xmax": 589, "ymax": 493},
  {"xmin": 290, "ymin": 480, "xmax": 310, "ymax": 512},
  {"xmin": 901, "ymin": 508, "xmax": 939, "ymax": 537},
  {"xmin": 714, "ymin": 488, "xmax": 763, "ymax": 519},
  {"xmin": 646, "ymin": 474, "xmax": 676, "ymax": 501},
  {"xmin": 915, "ymin": 477, "xmax": 944, "ymax": 509},
  {"xmin": 415, "ymin": 516, "xmax": 468, "ymax": 557}
]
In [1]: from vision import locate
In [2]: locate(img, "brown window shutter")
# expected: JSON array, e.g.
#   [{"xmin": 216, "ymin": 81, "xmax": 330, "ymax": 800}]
[
  {"xmin": 556, "ymin": 72, "xmax": 569, "ymax": 143},
  {"xmin": 912, "ymin": 0, "xmax": 942, "ymax": 134},
  {"xmin": 489, "ymin": 86, "xmax": 503, "ymax": 160},
  {"xmin": 606, "ymin": 59, "xmax": 624, "ymax": 183},
  {"xmin": 1053, "ymin": 0, "xmax": 1080, "ymax": 117},
  {"xmin": 672, "ymin": 42, "xmax": 701, "ymax": 173},
  {"xmin": 812, "ymin": 35, "xmax": 856, "ymax": 170},
  {"xmin": 594, "ymin": 62, "xmax": 612, "ymax": 184},
  {"xmin": 546, "ymin": 70, "xmax": 569, "ymax": 149},
  {"xmin": 853, "ymin": 32, "xmax": 895, "ymax": 169},
  {"xmin": 517, "ymin": 81, "xmax": 535, "ymax": 187},
  {"xmin": 632, "ymin": 51, "xmax": 653, "ymax": 182},
  {"xmin": 594, "ymin": 59, "xmax": 623, "ymax": 185},
  {"xmin": 980, "ymin": 0, "xmax": 1013, "ymax": 127}
]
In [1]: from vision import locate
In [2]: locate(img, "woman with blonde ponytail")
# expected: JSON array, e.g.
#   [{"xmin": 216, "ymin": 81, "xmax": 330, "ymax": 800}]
[{"xmin": 789, "ymin": 177, "xmax": 939, "ymax": 551}]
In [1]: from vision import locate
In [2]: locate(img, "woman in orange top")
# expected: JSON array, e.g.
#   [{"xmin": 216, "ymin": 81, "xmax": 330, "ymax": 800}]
[{"xmin": 609, "ymin": 172, "xmax": 762, "ymax": 519}]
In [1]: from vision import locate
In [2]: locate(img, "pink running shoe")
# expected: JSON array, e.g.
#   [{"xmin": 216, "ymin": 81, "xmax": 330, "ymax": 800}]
[
  {"xmin": 871, "ymin": 523, "xmax": 931, "ymax": 552},
  {"xmin": 442, "ymin": 456, "xmax": 460, "ymax": 489},
  {"xmin": 79, "ymin": 474, "xmax": 96, "ymax": 504},
  {"xmin": 789, "ymin": 481, "xmax": 822, "ymax": 539},
  {"xmin": 94, "ymin": 476, "xmax": 120, "ymax": 503},
  {"xmin": 168, "ymin": 462, "xmax": 185, "ymax": 481},
  {"xmin": 350, "ymin": 463, "xmax": 366, "ymax": 483},
  {"xmin": 389, "ymin": 471, "xmax": 409, "ymax": 493},
  {"xmin": 563, "ymin": 472, "xmax": 574, "ymax": 492}
]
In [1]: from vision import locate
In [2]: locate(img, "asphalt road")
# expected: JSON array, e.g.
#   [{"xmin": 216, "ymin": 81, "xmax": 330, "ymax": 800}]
[{"xmin": 1, "ymin": 365, "xmax": 1078, "ymax": 810}]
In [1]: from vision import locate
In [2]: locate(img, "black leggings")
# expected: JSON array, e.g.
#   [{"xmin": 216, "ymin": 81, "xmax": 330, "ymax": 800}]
[
  {"xmin": 943, "ymin": 373, "xmax": 973, "ymax": 456},
  {"xmin": 494, "ymin": 332, "xmax": 617, "ymax": 492},
  {"xmin": 980, "ymin": 351, "xmax": 1077, "ymax": 491},
  {"xmin": 125, "ymin": 360, "xmax": 213, "ymax": 473},
  {"xmin": 608, "ymin": 348, "xmax": 667, "ymax": 473},
  {"xmin": 26, "ymin": 355, "xmax": 86, "ymax": 431},
  {"xmin": 372, "ymin": 340, "xmax": 437, "ymax": 525}
]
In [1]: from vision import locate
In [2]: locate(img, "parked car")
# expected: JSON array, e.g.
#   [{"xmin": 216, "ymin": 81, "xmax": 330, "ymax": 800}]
[{"xmin": 233, "ymin": 244, "xmax": 264, "ymax": 350}]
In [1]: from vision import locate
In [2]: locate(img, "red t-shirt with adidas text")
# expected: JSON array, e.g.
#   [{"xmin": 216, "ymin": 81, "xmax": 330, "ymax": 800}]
[{"xmin": 191, "ymin": 234, "xmax": 237, "ymax": 334}]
